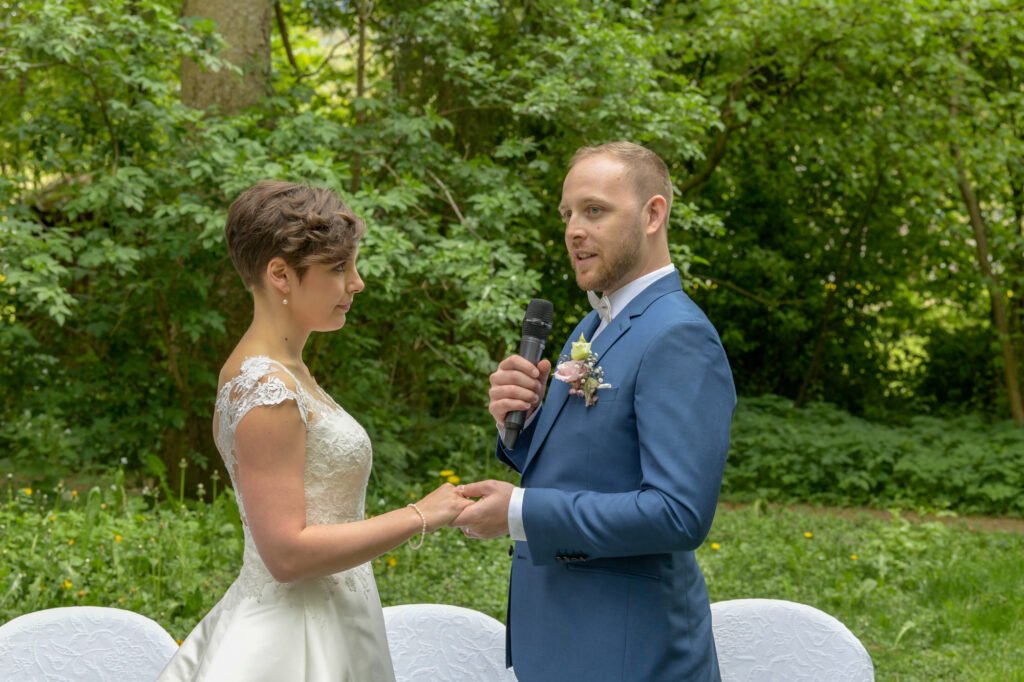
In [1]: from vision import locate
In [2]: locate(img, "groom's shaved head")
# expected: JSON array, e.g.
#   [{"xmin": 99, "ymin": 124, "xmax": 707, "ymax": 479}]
[{"xmin": 569, "ymin": 141, "xmax": 673, "ymax": 220}]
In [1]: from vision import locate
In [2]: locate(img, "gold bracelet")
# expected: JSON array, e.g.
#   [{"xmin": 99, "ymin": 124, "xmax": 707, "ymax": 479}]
[{"xmin": 407, "ymin": 503, "xmax": 426, "ymax": 549}]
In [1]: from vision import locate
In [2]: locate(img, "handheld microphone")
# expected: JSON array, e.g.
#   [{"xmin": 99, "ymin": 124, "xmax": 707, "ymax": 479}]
[{"xmin": 503, "ymin": 298, "xmax": 554, "ymax": 450}]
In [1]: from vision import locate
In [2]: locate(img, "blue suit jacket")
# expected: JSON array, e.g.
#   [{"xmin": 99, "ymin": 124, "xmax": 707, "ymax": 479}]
[{"xmin": 497, "ymin": 272, "xmax": 735, "ymax": 681}]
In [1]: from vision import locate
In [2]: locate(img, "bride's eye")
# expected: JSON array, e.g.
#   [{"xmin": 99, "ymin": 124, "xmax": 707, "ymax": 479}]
[{"xmin": 333, "ymin": 262, "xmax": 348, "ymax": 272}]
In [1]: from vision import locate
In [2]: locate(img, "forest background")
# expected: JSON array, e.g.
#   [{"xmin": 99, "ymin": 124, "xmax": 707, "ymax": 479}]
[{"xmin": 2, "ymin": 1, "xmax": 1024, "ymax": 679}]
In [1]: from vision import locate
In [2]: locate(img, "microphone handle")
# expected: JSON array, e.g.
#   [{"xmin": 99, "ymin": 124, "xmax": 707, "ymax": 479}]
[{"xmin": 503, "ymin": 335, "xmax": 547, "ymax": 449}]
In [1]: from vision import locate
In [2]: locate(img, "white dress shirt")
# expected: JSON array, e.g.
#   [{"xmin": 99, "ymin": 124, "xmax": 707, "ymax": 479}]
[{"xmin": 507, "ymin": 264, "xmax": 678, "ymax": 541}]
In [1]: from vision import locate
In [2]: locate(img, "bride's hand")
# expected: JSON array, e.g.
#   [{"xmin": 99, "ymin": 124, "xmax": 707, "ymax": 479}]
[{"xmin": 413, "ymin": 483, "xmax": 474, "ymax": 533}]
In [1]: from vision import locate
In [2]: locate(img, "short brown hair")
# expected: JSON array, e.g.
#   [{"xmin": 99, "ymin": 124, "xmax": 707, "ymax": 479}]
[
  {"xmin": 225, "ymin": 181, "xmax": 366, "ymax": 289},
  {"xmin": 569, "ymin": 141, "xmax": 673, "ymax": 219}
]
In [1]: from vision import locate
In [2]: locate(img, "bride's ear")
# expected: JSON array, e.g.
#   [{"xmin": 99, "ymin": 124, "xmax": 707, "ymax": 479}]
[{"xmin": 265, "ymin": 257, "xmax": 291, "ymax": 299}]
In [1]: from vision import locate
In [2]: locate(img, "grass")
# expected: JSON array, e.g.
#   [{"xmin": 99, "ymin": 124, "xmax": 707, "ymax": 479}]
[{"xmin": 2, "ymin": 478, "xmax": 1022, "ymax": 680}]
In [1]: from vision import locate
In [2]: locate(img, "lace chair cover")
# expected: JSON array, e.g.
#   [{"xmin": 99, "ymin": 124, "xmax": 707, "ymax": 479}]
[
  {"xmin": 711, "ymin": 599, "xmax": 874, "ymax": 682},
  {"xmin": 383, "ymin": 604, "xmax": 518, "ymax": 682},
  {"xmin": 0, "ymin": 606, "xmax": 178, "ymax": 681}
]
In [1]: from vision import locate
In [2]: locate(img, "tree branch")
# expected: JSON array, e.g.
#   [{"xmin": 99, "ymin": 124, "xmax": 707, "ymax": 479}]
[{"xmin": 274, "ymin": 0, "xmax": 299, "ymax": 76}]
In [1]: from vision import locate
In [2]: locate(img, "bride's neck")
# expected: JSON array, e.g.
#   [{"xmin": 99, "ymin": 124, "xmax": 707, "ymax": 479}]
[{"xmin": 243, "ymin": 298, "xmax": 310, "ymax": 367}]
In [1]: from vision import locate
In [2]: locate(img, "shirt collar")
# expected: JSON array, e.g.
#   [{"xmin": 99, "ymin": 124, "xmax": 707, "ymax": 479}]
[{"xmin": 593, "ymin": 263, "xmax": 677, "ymax": 323}]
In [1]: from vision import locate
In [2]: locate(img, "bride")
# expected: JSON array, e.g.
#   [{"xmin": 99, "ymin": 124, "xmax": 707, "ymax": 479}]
[{"xmin": 159, "ymin": 181, "xmax": 472, "ymax": 681}]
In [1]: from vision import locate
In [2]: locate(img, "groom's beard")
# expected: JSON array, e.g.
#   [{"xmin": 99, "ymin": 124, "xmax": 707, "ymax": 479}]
[{"xmin": 572, "ymin": 221, "xmax": 645, "ymax": 294}]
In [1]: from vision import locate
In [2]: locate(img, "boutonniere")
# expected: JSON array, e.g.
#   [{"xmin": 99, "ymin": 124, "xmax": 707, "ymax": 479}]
[{"xmin": 553, "ymin": 333, "xmax": 612, "ymax": 407}]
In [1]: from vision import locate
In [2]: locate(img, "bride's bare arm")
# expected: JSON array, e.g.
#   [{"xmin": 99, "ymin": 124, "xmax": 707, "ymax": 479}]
[{"xmin": 234, "ymin": 399, "xmax": 471, "ymax": 583}]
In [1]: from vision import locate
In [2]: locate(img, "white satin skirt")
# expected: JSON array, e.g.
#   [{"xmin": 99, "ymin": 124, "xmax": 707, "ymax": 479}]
[{"xmin": 158, "ymin": 564, "xmax": 395, "ymax": 681}]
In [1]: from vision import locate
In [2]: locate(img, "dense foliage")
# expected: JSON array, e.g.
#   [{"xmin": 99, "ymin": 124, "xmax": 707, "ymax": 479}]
[
  {"xmin": 2, "ymin": 1, "xmax": 1022, "ymax": 494},
  {"xmin": 728, "ymin": 397, "xmax": 1024, "ymax": 515}
]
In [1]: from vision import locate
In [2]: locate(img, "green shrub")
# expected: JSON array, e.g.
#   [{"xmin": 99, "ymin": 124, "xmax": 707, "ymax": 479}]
[{"xmin": 725, "ymin": 396, "xmax": 1024, "ymax": 516}]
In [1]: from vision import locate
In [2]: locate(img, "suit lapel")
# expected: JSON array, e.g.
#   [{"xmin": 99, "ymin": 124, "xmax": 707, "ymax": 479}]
[
  {"xmin": 523, "ymin": 272, "xmax": 683, "ymax": 474},
  {"xmin": 523, "ymin": 312, "xmax": 600, "ymax": 472}
]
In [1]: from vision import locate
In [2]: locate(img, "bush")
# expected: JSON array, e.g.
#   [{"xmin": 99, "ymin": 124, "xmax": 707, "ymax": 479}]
[{"xmin": 724, "ymin": 396, "xmax": 1024, "ymax": 516}]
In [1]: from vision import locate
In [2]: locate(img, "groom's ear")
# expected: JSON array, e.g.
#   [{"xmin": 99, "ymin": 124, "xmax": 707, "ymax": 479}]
[{"xmin": 643, "ymin": 195, "xmax": 669, "ymax": 236}]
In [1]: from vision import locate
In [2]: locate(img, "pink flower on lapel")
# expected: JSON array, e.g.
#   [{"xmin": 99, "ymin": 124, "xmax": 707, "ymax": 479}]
[{"xmin": 554, "ymin": 360, "xmax": 586, "ymax": 384}]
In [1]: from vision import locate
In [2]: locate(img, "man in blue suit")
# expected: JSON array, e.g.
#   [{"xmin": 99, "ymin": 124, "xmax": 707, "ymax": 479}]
[{"xmin": 456, "ymin": 141, "xmax": 735, "ymax": 681}]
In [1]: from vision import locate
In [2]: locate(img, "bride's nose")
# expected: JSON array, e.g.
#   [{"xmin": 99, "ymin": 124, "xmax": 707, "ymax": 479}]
[{"xmin": 349, "ymin": 268, "xmax": 364, "ymax": 294}]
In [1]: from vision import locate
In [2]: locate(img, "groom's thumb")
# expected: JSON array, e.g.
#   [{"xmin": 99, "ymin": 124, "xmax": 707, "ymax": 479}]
[{"xmin": 459, "ymin": 480, "xmax": 494, "ymax": 499}]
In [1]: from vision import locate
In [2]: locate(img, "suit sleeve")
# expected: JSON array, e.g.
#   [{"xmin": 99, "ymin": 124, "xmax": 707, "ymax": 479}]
[{"xmin": 521, "ymin": 319, "xmax": 735, "ymax": 564}]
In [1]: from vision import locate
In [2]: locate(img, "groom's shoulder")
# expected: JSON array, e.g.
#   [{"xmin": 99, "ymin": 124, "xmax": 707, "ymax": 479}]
[{"xmin": 646, "ymin": 288, "xmax": 717, "ymax": 329}]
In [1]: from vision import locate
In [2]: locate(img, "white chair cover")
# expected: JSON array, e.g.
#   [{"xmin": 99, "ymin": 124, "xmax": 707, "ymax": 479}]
[
  {"xmin": 0, "ymin": 606, "xmax": 178, "ymax": 681},
  {"xmin": 383, "ymin": 603, "xmax": 518, "ymax": 681},
  {"xmin": 712, "ymin": 598, "xmax": 874, "ymax": 681}
]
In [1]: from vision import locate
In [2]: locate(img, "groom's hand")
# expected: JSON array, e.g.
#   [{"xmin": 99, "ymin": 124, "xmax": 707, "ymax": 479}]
[
  {"xmin": 453, "ymin": 480, "xmax": 513, "ymax": 539},
  {"xmin": 489, "ymin": 355, "xmax": 552, "ymax": 426}
]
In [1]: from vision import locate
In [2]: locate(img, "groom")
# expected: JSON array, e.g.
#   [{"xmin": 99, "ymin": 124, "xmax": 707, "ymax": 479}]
[{"xmin": 456, "ymin": 142, "xmax": 736, "ymax": 681}]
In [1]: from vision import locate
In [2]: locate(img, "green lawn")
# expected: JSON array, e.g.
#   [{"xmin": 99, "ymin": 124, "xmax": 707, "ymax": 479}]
[
  {"xmin": 2, "ymin": 482, "xmax": 1022, "ymax": 680},
  {"xmin": 377, "ymin": 504, "xmax": 1024, "ymax": 681}
]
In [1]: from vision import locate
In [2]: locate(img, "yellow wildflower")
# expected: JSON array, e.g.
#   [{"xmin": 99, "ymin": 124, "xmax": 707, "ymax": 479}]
[
  {"xmin": 114, "ymin": 534, "xmax": 123, "ymax": 543},
  {"xmin": 22, "ymin": 487, "xmax": 32, "ymax": 496},
  {"xmin": 850, "ymin": 554, "xmax": 858, "ymax": 561},
  {"xmin": 447, "ymin": 475, "xmax": 461, "ymax": 485},
  {"xmin": 68, "ymin": 538, "xmax": 75, "ymax": 546},
  {"xmin": 710, "ymin": 543, "xmax": 721, "ymax": 551},
  {"xmin": 71, "ymin": 490, "xmax": 78, "ymax": 499},
  {"xmin": 439, "ymin": 470, "xmax": 455, "ymax": 477},
  {"xmin": 76, "ymin": 590, "xmax": 86, "ymax": 598},
  {"xmin": 387, "ymin": 557, "xmax": 398, "ymax": 568},
  {"xmin": 803, "ymin": 532, "xmax": 813, "ymax": 539},
  {"xmin": 100, "ymin": 503, "xmax": 107, "ymax": 510},
  {"xmin": 62, "ymin": 580, "xmax": 72, "ymax": 590}
]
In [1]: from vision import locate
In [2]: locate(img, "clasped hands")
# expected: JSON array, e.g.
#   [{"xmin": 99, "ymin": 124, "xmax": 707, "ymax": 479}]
[{"xmin": 449, "ymin": 480, "xmax": 514, "ymax": 540}]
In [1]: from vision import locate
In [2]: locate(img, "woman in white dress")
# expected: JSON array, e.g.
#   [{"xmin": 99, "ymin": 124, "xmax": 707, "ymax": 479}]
[{"xmin": 159, "ymin": 181, "xmax": 473, "ymax": 681}]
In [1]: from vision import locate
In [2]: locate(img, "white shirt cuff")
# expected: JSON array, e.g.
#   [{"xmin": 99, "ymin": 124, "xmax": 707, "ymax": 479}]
[{"xmin": 508, "ymin": 486, "xmax": 527, "ymax": 541}]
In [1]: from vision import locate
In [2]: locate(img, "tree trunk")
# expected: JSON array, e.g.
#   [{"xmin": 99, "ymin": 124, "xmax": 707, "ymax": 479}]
[
  {"xmin": 350, "ymin": 0, "xmax": 368, "ymax": 194},
  {"xmin": 795, "ymin": 173, "xmax": 883, "ymax": 407},
  {"xmin": 953, "ymin": 150, "xmax": 1024, "ymax": 424},
  {"xmin": 181, "ymin": 0, "xmax": 273, "ymax": 114}
]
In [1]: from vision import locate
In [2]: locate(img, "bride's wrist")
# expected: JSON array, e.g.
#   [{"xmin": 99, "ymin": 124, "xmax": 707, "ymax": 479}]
[{"xmin": 406, "ymin": 503, "xmax": 427, "ymax": 549}]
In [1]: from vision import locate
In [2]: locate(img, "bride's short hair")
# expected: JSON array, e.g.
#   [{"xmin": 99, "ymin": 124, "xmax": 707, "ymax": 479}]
[{"xmin": 225, "ymin": 181, "xmax": 366, "ymax": 290}]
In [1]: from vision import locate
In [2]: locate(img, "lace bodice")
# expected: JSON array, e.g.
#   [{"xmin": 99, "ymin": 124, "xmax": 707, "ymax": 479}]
[{"xmin": 213, "ymin": 356, "xmax": 373, "ymax": 601}]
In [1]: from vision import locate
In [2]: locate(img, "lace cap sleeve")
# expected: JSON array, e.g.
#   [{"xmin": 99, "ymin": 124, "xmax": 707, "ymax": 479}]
[{"xmin": 217, "ymin": 357, "xmax": 309, "ymax": 434}]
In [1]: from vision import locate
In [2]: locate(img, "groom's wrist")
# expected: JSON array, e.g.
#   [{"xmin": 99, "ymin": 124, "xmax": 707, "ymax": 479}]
[{"xmin": 508, "ymin": 487, "xmax": 527, "ymax": 542}]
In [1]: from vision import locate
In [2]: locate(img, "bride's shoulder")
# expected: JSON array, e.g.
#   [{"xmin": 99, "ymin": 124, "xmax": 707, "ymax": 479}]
[
  {"xmin": 218, "ymin": 353, "xmax": 301, "ymax": 395},
  {"xmin": 216, "ymin": 353, "xmax": 311, "ymax": 425}
]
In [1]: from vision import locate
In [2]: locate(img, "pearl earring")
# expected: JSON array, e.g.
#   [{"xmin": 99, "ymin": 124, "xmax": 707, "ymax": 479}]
[{"xmin": 282, "ymin": 298, "xmax": 288, "ymax": 305}]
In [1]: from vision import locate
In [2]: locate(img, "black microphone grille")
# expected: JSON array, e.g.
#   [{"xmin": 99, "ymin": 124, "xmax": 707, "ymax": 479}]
[{"xmin": 521, "ymin": 298, "xmax": 554, "ymax": 339}]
